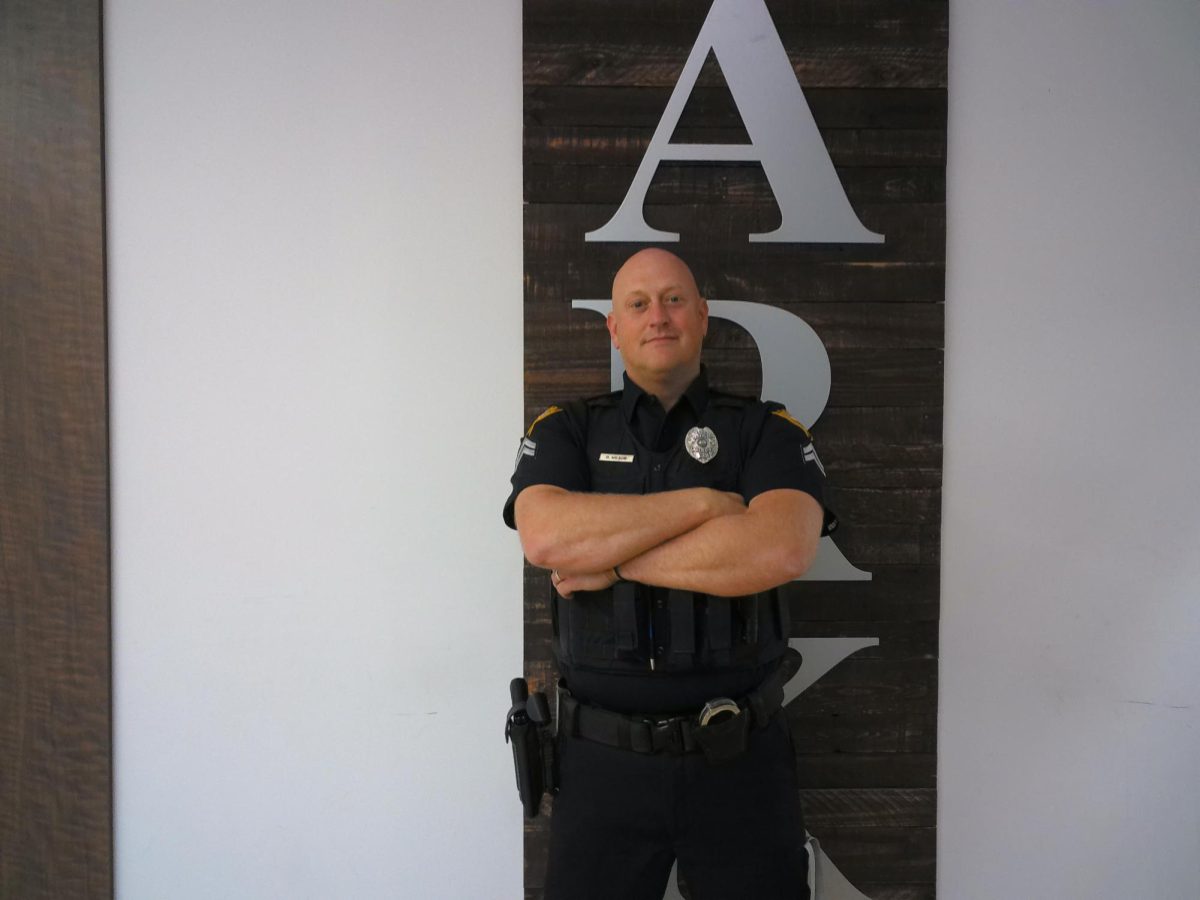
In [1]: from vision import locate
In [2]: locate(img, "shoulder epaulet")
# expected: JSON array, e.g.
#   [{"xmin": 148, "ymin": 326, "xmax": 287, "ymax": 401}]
[
  {"xmin": 582, "ymin": 390, "xmax": 621, "ymax": 408},
  {"xmin": 560, "ymin": 391, "xmax": 618, "ymax": 439},
  {"xmin": 527, "ymin": 391, "xmax": 616, "ymax": 439},
  {"xmin": 525, "ymin": 405, "xmax": 565, "ymax": 436},
  {"xmin": 768, "ymin": 405, "xmax": 813, "ymax": 439}
]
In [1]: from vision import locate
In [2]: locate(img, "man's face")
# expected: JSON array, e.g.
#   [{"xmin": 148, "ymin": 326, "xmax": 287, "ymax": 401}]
[{"xmin": 607, "ymin": 249, "xmax": 709, "ymax": 386}]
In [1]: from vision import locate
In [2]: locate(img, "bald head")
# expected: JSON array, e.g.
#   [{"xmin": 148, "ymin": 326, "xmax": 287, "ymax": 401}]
[{"xmin": 611, "ymin": 248, "xmax": 700, "ymax": 306}]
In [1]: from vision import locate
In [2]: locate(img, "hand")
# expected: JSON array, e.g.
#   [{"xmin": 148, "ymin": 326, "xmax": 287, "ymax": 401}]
[{"xmin": 551, "ymin": 567, "xmax": 618, "ymax": 599}]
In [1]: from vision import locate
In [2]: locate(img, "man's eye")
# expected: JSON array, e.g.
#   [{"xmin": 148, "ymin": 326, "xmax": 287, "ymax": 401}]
[{"xmin": 667, "ymin": 295, "xmax": 681, "ymax": 304}]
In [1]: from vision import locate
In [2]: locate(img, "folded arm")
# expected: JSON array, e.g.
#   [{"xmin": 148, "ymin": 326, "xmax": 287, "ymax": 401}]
[
  {"xmin": 513, "ymin": 483, "xmax": 745, "ymax": 573},
  {"xmin": 572, "ymin": 488, "xmax": 823, "ymax": 598}
]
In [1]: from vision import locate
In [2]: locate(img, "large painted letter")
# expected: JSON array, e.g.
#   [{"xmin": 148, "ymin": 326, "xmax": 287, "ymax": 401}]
[{"xmin": 585, "ymin": 0, "xmax": 883, "ymax": 244}]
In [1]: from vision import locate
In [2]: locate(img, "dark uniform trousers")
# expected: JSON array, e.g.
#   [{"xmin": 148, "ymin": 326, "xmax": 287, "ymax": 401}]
[{"xmin": 543, "ymin": 714, "xmax": 810, "ymax": 900}]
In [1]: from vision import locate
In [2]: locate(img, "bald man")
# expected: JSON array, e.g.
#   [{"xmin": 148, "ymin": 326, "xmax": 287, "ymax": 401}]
[{"xmin": 504, "ymin": 250, "xmax": 834, "ymax": 900}]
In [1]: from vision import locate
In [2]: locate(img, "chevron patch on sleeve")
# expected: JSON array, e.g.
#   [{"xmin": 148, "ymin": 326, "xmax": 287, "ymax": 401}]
[{"xmin": 802, "ymin": 442, "xmax": 825, "ymax": 476}]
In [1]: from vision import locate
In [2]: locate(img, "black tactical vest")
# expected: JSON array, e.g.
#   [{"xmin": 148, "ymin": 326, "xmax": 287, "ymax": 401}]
[{"xmin": 551, "ymin": 391, "xmax": 791, "ymax": 677}]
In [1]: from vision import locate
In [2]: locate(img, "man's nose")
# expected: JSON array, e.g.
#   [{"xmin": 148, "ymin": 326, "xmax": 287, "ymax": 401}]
[{"xmin": 647, "ymin": 299, "xmax": 669, "ymax": 324}]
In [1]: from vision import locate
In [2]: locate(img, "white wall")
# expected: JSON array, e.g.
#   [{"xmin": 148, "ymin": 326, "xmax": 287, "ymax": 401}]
[
  {"xmin": 942, "ymin": 2, "xmax": 1200, "ymax": 898},
  {"xmin": 106, "ymin": 2, "xmax": 524, "ymax": 898},
  {"xmin": 108, "ymin": 1, "xmax": 1200, "ymax": 898}
]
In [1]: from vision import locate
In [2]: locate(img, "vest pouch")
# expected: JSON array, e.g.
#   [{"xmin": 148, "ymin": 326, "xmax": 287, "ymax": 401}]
[
  {"xmin": 554, "ymin": 588, "xmax": 649, "ymax": 671},
  {"xmin": 774, "ymin": 588, "xmax": 791, "ymax": 641},
  {"xmin": 754, "ymin": 590, "xmax": 790, "ymax": 664},
  {"xmin": 695, "ymin": 592, "xmax": 788, "ymax": 670},
  {"xmin": 702, "ymin": 596, "xmax": 733, "ymax": 667}
]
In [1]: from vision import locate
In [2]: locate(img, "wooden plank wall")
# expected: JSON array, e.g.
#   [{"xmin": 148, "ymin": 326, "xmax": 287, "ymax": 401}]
[
  {"xmin": 0, "ymin": 2, "xmax": 112, "ymax": 898},
  {"xmin": 522, "ymin": 1, "xmax": 946, "ymax": 898}
]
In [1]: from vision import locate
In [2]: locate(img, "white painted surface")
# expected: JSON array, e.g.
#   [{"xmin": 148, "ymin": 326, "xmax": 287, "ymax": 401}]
[
  {"xmin": 942, "ymin": 2, "xmax": 1200, "ymax": 897},
  {"xmin": 106, "ymin": 2, "xmax": 523, "ymax": 897}
]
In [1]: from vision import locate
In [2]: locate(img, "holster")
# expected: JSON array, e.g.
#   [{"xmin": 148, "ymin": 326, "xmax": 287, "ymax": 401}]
[{"xmin": 504, "ymin": 678, "xmax": 557, "ymax": 818}]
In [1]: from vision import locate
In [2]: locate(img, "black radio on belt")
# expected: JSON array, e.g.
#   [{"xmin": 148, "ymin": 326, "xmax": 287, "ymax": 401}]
[{"xmin": 504, "ymin": 677, "xmax": 557, "ymax": 818}]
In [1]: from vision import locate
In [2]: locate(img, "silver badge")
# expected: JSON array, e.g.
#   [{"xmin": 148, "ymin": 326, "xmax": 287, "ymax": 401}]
[{"xmin": 685, "ymin": 426, "xmax": 719, "ymax": 464}]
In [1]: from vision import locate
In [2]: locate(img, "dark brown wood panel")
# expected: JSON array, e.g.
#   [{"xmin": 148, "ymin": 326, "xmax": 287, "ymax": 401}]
[
  {"xmin": 526, "ymin": 204, "xmax": 946, "ymax": 261},
  {"xmin": 524, "ymin": 0, "xmax": 948, "ymax": 27},
  {"xmin": 526, "ymin": 163, "xmax": 947, "ymax": 207},
  {"xmin": 800, "ymin": 788, "xmax": 936, "ymax": 829},
  {"xmin": 523, "ymin": 126, "xmax": 947, "ymax": 167},
  {"xmin": 796, "ymin": 753, "xmax": 938, "ymax": 790},
  {"xmin": 0, "ymin": 2, "xmax": 111, "ymax": 898},
  {"xmin": 525, "ymin": 42, "xmax": 946, "ymax": 89},
  {"xmin": 522, "ymin": 0, "xmax": 945, "ymax": 895},
  {"xmin": 526, "ymin": 87, "xmax": 948, "ymax": 130}
]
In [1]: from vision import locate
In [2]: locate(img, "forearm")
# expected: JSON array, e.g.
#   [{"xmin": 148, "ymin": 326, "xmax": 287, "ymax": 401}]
[
  {"xmin": 619, "ymin": 489, "xmax": 822, "ymax": 596},
  {"xmin": 514, "ymin": 484, "xmax": 738, "ymax": 572}
]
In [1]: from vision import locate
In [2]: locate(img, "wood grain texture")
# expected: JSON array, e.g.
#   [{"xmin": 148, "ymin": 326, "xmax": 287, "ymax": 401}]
[
  {"xmin": 0, "ymin": 2, "xmax": 111, "ymax": 898},
  {"xmin": 526, "ymin": 86, "xmax": 948, "ymax": 130},
  {"xmin": 525, "ymin": 204, "xmax": 946, "ymax": 261},
  {"xmin": 525, "ymin": 41, "xmax": 946, "ymax": 90},
  {"xmin": 526, "ymin": 164, "xmax": 946, "ymax": 208},
  {"xmin": 524, "ymin": 0, "xmax": 948, "ymax": 26},
  {"xmin": 522, "ymin": 0, "xmax": 945, "ymax": 895}
]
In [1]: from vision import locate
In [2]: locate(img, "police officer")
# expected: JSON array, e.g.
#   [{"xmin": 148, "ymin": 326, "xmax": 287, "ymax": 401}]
[{"xmin": 504, "ymin": 249, "xmax": 833, "ymax": 900}]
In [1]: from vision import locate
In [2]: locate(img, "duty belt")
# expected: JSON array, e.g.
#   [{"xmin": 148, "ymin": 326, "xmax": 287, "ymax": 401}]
[{"xmin": 556, "ymin": 648, "xmax": 801, "ymax": 764}]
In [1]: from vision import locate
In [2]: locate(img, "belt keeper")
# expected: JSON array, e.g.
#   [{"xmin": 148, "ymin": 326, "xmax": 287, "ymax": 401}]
[
  {"xmin": 630, "ymin": 722, "xmax": 654, "ymax": 754},
  {"xmin": 559, "ymin": 691, "xmax": 580, "ymax": 737},
  {"xmin": 748, "ymin": 692, "xmax": 771, "ymax": 728},
  {"xmin": 680, "ymin": 721, "xmax": 698, "ymax": 753},
  {"xmin": 650, "ymin": 719, "xmax": 685, "ymax": 754}
]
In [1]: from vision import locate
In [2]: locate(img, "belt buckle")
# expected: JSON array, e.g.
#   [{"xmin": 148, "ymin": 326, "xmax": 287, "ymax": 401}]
[{"xmin": 651, "ymin": 717, "xmax": 686, "ymax": 754}]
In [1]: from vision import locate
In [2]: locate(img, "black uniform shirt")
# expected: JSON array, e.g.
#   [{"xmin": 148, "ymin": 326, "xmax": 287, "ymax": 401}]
[
  {"xmin": 503, "ymin": 368, "xmax": 834, "ymax": 712},
  {"xmin": 505, "ymin": 369, "xmax": 831, "ymax": 526}
]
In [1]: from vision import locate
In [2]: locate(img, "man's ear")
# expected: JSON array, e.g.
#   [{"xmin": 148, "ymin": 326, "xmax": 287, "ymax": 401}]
[
  {"xmin": 698, "ymin": 297, "xmax": 709, "ymax": 337},
  {"xmin": 606, "ymin": 312, "xmax": 620, "ymax": 349}
]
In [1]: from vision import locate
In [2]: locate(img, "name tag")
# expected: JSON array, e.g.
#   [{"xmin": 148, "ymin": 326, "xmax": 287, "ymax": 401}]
[{"xmin": 599, "ymin": 452, "xmax": 635, "ymax": 463}]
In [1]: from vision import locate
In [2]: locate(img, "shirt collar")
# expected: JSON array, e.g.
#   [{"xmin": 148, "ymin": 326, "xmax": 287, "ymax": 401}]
[{"xmin": 620, "ymin": 366, "xmax": 710, "ymax": 423}]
